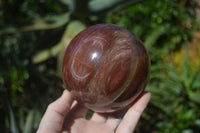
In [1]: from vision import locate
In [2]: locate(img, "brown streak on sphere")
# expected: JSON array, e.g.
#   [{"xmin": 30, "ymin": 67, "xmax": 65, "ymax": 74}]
[{"xmin": 61, "ymin": 24, "xmax": 150, "ymax": 113}]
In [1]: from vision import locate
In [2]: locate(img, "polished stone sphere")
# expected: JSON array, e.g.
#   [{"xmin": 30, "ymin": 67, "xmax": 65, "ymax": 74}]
[{"xmin": 61, "ymin": 24, "xmax": 150, "ymax": 113}]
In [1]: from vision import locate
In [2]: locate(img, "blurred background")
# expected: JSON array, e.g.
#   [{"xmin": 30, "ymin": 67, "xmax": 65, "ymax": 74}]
[{"xmin": 0, "ymin": 0, "xmax": 200, "ymax": 132}]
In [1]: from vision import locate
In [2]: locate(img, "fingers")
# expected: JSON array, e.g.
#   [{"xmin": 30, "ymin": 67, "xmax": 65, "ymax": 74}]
[
  {"xmin": 91, "ymin": 113, "xmax": 107, "ymax": 123},
  {"xmin": 116, "ymin": 92, "xmax": 151, "ymax": 133},
  {"xmin": 71, "ymin": 118, "xmax": 112, "ymax": 133},
  {"xmin": 37, "ymin": 90, "xmax": 73, "ymax": 133},
  {"xmin": 62, "ymin": 103, "xmax": 88, "ymax": 132},
  {"xmin": 91, "ymin": 112, "xmax": 121, "ymax": 132},
  {"xmin": 106, "ymin": 117, "xmax": 121, "ymax": 131},
  {"xmin": 71, "ymin": 118, "xmax": 120, "ymax": 133}
]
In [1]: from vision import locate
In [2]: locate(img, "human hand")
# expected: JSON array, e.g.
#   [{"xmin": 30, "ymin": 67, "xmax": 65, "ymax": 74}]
[{"xmin": 37, "ymin": 90, "xmax": 151, "ymax": 133}]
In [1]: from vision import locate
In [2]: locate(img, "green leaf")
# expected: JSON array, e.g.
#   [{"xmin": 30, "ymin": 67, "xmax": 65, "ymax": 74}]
[
  {"xmin": 144, "ymin": 26, "xmax": 165, "ymax": 50},
  {"xmin": 193, "ymin": 73, "xmax": 200, "ymax": 89},
  {"xmin": 147, "ymin": 86, "xmax": 173, "ymax": 115},
  {"xmin": 8, "ymin": 104, "xmax": 19, "ymax": 133},
  {"xmin": 182, "ymin": 129, "xmax": 193, "ymax": 133},
  {"xmin": 32, "ymin": 21, "xmax": 86, "ymax": 76},
  {"xmin": 89, "ymin": 0, "xmax": 122, "ymax": 12},
  {"xmin": 89, "ymin": 0, "xmax": 141, "ymax": 13},
  {"xmin": 57, "ymin": 21, "xmax": 86, "ymax": 75},
  {"xmin": 182, "ymin": 50, "xmax": 191, "ymax": 90},
  {"xmin": 22, "ymin": 13, "xmax": 70, "ymax": 31},
  {"xmin": 188, "ymin": 91, "xmax": 200, "ymax": 104},
  {"xmin": 23, "ymin": 110, "xmax": 34, "ymax": 133},
  {"xmin": 194, "ymin": 119, "xmax": 200, "ymax": 127},
  {"xmin": 33, "ymin": 111, "xmax": 42, "ymax": 130},
  {"xmin": 165, "ymin": 66, "xmax": 181, "ymax": 83},
  {"xmin": 86, "ymin": 109, "xmax": 94, "ymax": 120},
  {"xmin": 59, "ymin": 0, "xmax": 70, "ymax": 6},
  {"xmin": 0, "ymin": 13, "xmax": 70, "ymax": 34},
  {"xmin": 64, "ymin": 20, "xmax": 86, "ymax": 38},
  {"xmin": 32, "ymin": 42, "xmax": 61, "ymax": 64}
]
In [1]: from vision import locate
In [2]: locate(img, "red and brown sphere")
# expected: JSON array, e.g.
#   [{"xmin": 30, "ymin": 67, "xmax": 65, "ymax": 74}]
[{"xmin": 61, "ymin": 24, "xmax": 150, "ymax": 113}]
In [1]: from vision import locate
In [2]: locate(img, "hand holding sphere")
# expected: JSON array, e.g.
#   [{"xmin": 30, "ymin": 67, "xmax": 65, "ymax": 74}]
[{"xmin": 37, "ymin": 24, "xmax": 151, "ymax": 133}]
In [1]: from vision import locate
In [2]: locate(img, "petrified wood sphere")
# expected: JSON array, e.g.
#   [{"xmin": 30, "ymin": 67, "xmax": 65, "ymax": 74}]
[{"xmin": 61, "ymin": 24, "xmax": 150, "ymax": 113}]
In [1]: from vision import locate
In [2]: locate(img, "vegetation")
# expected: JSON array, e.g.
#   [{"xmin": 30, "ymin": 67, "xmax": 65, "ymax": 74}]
[{"xmin": 0, "ymin": 0, "xmax": 200, "ymax": 132}]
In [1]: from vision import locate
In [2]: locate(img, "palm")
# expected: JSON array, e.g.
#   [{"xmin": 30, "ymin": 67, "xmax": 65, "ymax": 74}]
[
  {"xmin": 37, "ymin": 90, "xmax": 151, "ymax": 133},
  {"xmin": 70, "ymin": 114, "xmax": 120, "ymax": 133},
  {"xmin": 63, "ymin": 92, "xmax": 151, "ymax": 133},
  {"xmin": 63, "ymin": 108, "xmax": 121, "ymax": 133}
]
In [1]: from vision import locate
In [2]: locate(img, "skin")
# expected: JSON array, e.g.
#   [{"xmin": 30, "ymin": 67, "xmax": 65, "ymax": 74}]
[{"xmin": 37, "ymin": 90, "xmax": 151, "ymax": 133}]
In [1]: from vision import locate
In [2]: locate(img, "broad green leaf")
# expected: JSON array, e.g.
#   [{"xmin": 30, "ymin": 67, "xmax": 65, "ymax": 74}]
[
  {"xmin": 0, "ymin": 13, "xmax": 69, "ymax": 34},
  {"xmin": 60, "ymin": 0, "xmax": 70, "ymax": 6},
  {"xmin": 32, "ymin": 20, "xmax": 86, "ymax": 78},
  {"xmin": 89, "ymin": 0, "xmax": 122, "ymax": 12},
  {"xmin": 89, "ymin": 0, "xmax": 141, "ymax": 13},
  {"xmin": 64, "ymin": 21, "xmax": 86, "ymax": 38},
  {"xmin": 21, "ymin": 13, "xmax": 70, "ymax": 31},
  {"xmin": 57, "ymin": 21, "xmax": 86, "ymax": 75},
  {"xmin": 32, "ymin": 43, "xmax": 61, "ymax": 64}
]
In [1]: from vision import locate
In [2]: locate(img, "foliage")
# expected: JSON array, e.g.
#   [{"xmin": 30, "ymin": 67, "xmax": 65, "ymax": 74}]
[
  {"xmin": 105, "ymin": 0, "xmax": 200, "ymax": 132},
  {"xmin": 0, "ymin": 0, "xmax": 200, "ymax": 132}
]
